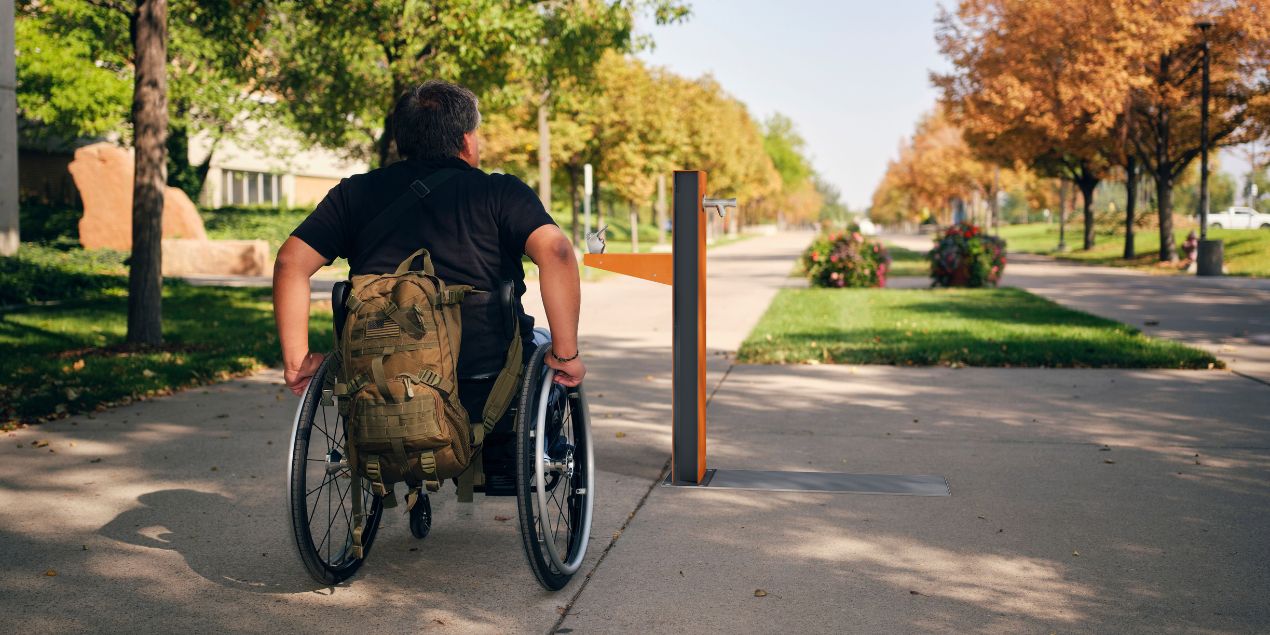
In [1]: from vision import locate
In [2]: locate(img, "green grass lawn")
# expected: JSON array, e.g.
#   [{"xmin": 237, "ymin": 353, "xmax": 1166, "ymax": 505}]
[
  {"xmin": 886, "ymin": 244, "xmax": 928, "ymax": 277},
  {"xmin": 737, "ymin": 287, "xmax": 1218, "ymax": 368},
  {"xmin": 1, "ymin": 282, "xmax": 331, "ymax": 426},
  {"xmin": 998, "ymin": 223, "xmax": 1270, "ymax": 277}
]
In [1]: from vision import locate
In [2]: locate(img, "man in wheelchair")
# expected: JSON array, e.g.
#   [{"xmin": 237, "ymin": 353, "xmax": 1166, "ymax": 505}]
[{"xmin": 272, "ymin": 80, "xmax": 586, "ymax": 496}]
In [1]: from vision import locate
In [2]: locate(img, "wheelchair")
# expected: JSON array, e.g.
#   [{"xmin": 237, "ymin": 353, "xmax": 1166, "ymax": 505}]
[{"xmin": 286, "ymin": 281, "xmax": 595, "ymax": 590}]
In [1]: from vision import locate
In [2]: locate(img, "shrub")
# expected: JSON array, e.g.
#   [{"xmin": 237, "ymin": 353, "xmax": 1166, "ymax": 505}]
[
  {"xmin": 0, "ymin": 243, "xmax": 127, "ymax": 306},
  {"xmin": 19, "ymin": 200, "xmax": 82, "ymax": 243},
  {"xmin": 927, "ymin": 223, "xmax": 1006, "ymax": 287},
  {"xmin": 802, "ymin": 229, "xmax": 891, "ymax": 288}
]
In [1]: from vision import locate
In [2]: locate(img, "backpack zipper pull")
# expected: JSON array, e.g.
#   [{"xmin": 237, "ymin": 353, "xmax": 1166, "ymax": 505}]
[{"xmin": 395, "ymin": 374, "xmax": 415, "ymax": 400}]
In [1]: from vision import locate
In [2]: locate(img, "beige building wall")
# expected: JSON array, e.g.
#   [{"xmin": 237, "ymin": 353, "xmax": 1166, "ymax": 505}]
[
  {"xmin": 190, "ymin": 114, "xmax": 366, "ymax": 209},
  {"xmin": 292, "ymin": 175, "xmax": 341, "ymax": 206}
]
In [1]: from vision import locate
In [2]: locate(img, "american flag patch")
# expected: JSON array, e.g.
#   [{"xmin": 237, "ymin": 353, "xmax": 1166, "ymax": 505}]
[{"xmin": 364, "ymin": 318, "xmax": 401, "ymax": 339}]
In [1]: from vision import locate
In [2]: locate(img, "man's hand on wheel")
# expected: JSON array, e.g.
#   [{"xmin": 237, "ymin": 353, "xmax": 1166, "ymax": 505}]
[
  {"xmin": 284, "ymin": 351, "xmax": 325, "ymax": 396},
  {"xmin": 545, "ymin": 352, "xmax": 586, "ymax": 387}
]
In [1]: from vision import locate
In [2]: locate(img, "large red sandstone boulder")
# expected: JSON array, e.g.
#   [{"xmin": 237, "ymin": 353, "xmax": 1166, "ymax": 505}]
[
  {"xmin": 161, "ymin": 239, "xmax": 270, "ymax": 277},
  {"xmin": 68, "ymin": 142, "xmax": 207, "ymax": 250}
]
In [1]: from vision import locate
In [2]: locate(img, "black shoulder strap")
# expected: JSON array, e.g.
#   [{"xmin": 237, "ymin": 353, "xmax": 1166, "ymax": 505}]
[{"xmin": 352, "ymin": 168, "xmax": 459, "ymax": 272}]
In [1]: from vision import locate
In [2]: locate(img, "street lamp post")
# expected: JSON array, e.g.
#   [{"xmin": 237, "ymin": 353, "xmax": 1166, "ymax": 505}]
[{"xmin": 1196, "ymin": 19, "xmax": 1223, "ymax": 276}]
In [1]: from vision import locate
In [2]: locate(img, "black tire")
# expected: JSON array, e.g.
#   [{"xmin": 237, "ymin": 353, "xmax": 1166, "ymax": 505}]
[
  {"xmin": 288, "ymin": 355, "xmax": 383, "ymax": 585},
  {"xmin": 409, "ymin": 493, "xmax": 432, "ymax": 539},
  {"xmin": 1210, "ymin": 223, "xmax": 1222, "ymax": 229},
  {"xmin": 515, "ymin": 343, "xmax": 594, "ymax": 591},
  {"xmin": 1260, "ymin": 223, "xmax": 1269, "ymax": 229}
]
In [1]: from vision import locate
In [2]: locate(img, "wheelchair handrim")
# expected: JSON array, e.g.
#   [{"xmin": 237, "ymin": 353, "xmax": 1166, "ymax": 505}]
[{"xmin": 533, "ymin": 371, "xmax": 594, "ymax": 575}]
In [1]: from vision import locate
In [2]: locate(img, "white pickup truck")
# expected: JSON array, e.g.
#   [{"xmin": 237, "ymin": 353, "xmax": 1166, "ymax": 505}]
[{"xmin": 1208, "ymin": 206, "xmax": 1270, "ymax": 229}]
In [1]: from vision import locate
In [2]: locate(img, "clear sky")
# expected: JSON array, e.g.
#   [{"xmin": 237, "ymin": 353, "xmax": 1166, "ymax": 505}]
[
  {"xmin": 637, "ymin": 1, "xmax": 1256, "ymax": 210},
  {"xmin": 637, "ymin": 0, "xmax": 947, "ymax": 210}
]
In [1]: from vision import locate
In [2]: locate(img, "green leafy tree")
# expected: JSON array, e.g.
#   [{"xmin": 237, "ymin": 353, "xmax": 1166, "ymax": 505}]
[
  {"xmin": 16, "ymin": 0, "xmax": 272, "ymax": 200},
  {"xmin": 13, "ymin": 10, "xmax": 131, "ymax": 143},
  {"xmin": 815, "ymin": 177, "xmax": 850, "ymax": 224},
  {"xmin": 762, "ymin": 113, "xmax": 811, "ymax": 191},
  {"xmin": 268, "ymin": 0, "xmax": 546, "ymax": 167}
]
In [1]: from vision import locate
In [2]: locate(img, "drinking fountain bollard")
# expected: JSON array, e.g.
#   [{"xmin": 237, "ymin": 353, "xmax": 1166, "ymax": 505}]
[
  {"xmin": 580, "ymin": 171, "xmax": 723, "ymax": 483},
  {"xmin": 581, "ymin": 171, "xmax": 951, "ymax": 495}
]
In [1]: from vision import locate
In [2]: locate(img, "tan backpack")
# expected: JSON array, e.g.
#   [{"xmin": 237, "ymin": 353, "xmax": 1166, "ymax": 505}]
[{"xmin": 326, "ymin": 170, "xmax": 523, "ymax": 556}]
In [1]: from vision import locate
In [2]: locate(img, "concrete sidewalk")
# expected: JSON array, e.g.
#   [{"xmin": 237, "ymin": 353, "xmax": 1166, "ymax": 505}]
[
  {"xmin": 4, "ymin": 229, "xmax": 1268, "ymax": 634},
  {"xmin": 0, "ymin": 230, "xmax": 812, "ymax": 634}
]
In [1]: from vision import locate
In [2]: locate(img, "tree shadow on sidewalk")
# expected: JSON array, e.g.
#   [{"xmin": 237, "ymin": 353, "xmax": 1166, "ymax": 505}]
[{"xmin": 99, "ymin": 488, "xmax": 315, "ymax": 594}]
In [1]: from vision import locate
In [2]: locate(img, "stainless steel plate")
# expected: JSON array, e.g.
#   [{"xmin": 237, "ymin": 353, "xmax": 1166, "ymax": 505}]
[{"xmin": 665, "ymin": 468, "xmax": 950, "ymax": 496}]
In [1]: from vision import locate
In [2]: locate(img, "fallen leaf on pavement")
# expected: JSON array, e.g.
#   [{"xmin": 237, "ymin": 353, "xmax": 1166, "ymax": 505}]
[
  {"xmin": 44, "ymin": 569, "xmax": 57, "ymax": 577},
  {"xmin": 1104, "ymin": 460, "xmax": 1115, "ymax": 464},
  {"xmin": 1072, "ymin": 550, "xmax": 1080, "ymax": 557},
  {"xmin": 909, "ymin": 590, "xmax": 924, "ymax": 596},
  {"xmin": 754, "ymin": 589, "xmax": 768, "ymax": 597},
  {"xmin": 494, "ymin": 515, "xmax": 511, "ymax": 522},
  {"xmin": 34, "ymin": 440, "xmax": 49, "ymax": 448},
  {"xmin": 615, "ymin": 431, "xmax": 626, "ymax": 439}
]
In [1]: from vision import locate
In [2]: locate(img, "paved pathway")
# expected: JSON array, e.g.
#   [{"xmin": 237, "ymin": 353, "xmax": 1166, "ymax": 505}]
[
  {"xmin": 0, "ymin": 231, "xmax": 812, "ymax": 634},
  {"xmin": 4, "ymin": 230, "xmax": 1268, "ymax": 633}
]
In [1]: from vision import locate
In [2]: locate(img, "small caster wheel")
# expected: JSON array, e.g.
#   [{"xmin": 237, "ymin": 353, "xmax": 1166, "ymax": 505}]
[{"xmin": 409, "ymin": 493, "xmax": 432, "ymax": 540}]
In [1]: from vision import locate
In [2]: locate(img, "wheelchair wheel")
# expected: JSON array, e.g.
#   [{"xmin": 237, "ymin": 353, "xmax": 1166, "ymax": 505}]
[
  {"xmin": 287, "ymin": 354, "xmax": 383, "ymax": 585},
  {"xmin": 515, "ymin": 342, "xmax": 595, "ymax": 591},
  {"xmin": 409, "ymin": 493, "xmax": 432, "ymax": 540}
]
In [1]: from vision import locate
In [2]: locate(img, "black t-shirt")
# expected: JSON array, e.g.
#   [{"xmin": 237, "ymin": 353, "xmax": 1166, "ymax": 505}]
[{"xmin": 291, "ymin": 156, "xmax": 555, "ymax": 377}]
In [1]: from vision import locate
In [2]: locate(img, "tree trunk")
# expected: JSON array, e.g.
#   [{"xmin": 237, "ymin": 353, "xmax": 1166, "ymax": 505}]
[
  {"xmin": 127, "ymin": 0, "xmax": 168, "ymax": 347},
  {"xmin": 1152, "ymin": 53, "xmax": 1176, "ymax": 262},
  {"xmin": 377, "ymin": 109, "xmax": 396, "ymax": 168},
  {"xmin": 537, "ymin": 94, "xmax": 551, "ymax": 212},
  {"xmin": 1156, "ymin": 172, "xmax": 1176, "ymax": 262},
  {"xmin": 628, "ymin": 200, "xmax": 639, "ymax": 252},
  {"xmin": 1076, "ymin": 173, "xmax": 1098, "ymax": 250},
  {"xmin": 568, "ymin": 165, "xmax": 580, "ymax": 245},
  {"xmin": 1124, "ymin": 156, "xmax": 1137, "ymax": 260},
  {"xmin": 1057, "ymin": 181, "xmax": 1068, "ymax": 251},
  {"xmin": 656, "ymin": 173, "xmax": 667, "ymax": 244},
  {"xmin": 593, "ymin": 175, "xmax": 603, "ymax": 229},
  {"xmin": 990, "ymin": 167, "xmax": 1000, "ymax": 235}
]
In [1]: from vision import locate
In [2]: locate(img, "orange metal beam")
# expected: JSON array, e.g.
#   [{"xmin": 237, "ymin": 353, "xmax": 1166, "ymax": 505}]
[{"xmin": 581, "ymin": 253, "xmax": 673, "ymax": 286}]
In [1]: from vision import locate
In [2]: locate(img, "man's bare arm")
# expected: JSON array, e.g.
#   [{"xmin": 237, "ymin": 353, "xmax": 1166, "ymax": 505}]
[
  {"xmin": 273, "ymin": 236, "xmax": 329, "ymax": 395},
  {"xmin": 524, "ymin": 224, "xmax": 586, "ymax": 386}
]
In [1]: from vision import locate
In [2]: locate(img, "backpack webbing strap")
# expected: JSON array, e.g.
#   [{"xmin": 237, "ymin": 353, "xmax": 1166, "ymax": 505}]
[
  {"xmin": 364, "ymin": 456, "xmax": 397, "ymax": 508},
  {"xmin": 348, "ymin": 436, "xmax": 367, "ymax": 559},
  {"xmin": 352, "ymin": 169, "xmax": 459, "ymax": 272},
  {"xmin": 456, "ymin": 451, "xmax": 481, "ymax": 503},
  {"xmin": 382, "ymin": 302, "xmax": 426, "ymax": 338},
  {"xmin": 371, "ymin": 355, "xmax": 396, "ymax": 404},
  {"xmin": 394, "ymin": 248, "xmax": 436, "ymax": 276},
  {"xmin": 481, "ymin": 326, "xmax": 524, "ymax": 435},
  {"xmin": 418, "ymin": 450, "xmax": 440, "ymax": 492}
]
